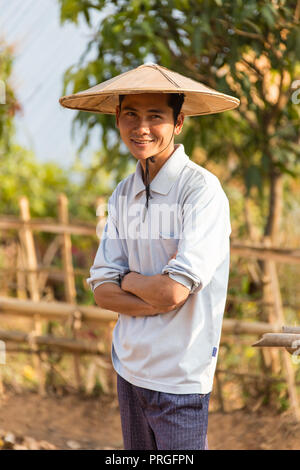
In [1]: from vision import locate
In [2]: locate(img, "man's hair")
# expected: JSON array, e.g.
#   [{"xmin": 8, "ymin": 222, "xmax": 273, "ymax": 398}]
[{"xmin": 118, "ymin": 93, "xmax": 185, "ymax": 124}]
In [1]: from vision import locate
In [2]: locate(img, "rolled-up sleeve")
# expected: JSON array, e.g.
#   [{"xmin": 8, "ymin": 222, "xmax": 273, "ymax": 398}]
[
  {"xmin": 86, "ymin": 195, "xmax": 129, "ymax": 292},
  {"xmin": 168, "ymin": 273, "xmax": 193, "ymax": 291},
  {"xmin": 161, "ymin": 180, "xmax": 231, "ymax": 294}
]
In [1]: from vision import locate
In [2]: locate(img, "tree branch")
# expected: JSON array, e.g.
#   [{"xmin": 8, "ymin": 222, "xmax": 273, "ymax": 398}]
[{"xmin": 241, "ymin": 58, "xmax": 264, "ymax": 80}]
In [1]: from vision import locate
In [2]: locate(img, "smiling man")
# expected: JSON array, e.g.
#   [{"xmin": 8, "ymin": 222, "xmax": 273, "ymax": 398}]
[
  {"xmin": 59, "ymin": 63, "xmax": 239, "ymax": 450},
  {"xmin": 114, "ymin": 92, "xmax": 190, "ymax": 311},
  {"xmin": 116, "ymin": 93, "xmax": 184, "ymax": 179}
]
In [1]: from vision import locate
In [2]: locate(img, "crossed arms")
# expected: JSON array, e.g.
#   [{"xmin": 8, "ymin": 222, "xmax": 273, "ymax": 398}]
[
  {"xmin": 92, "ymin": 182, "xmax": 232, "ymax": 317},
  {"xmin": 94, "ymin": 271, "xmax": 190, "ymax": 317}
]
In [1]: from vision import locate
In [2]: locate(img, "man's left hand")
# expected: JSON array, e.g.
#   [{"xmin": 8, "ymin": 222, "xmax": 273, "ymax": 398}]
[{"xmin": 121, "ymin": 271, "xmax": 140, "ymax": 292}]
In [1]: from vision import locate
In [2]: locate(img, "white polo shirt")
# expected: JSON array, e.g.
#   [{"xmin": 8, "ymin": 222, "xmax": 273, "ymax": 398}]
[{"xmin": 86, "ymin": 144, "xmax": 231, "ymax": 394}]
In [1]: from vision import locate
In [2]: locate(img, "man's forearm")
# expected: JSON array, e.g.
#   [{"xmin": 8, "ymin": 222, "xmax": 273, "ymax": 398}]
[
  {"xmin": 94, "ymin": 282, "xmax": 173, "ymax": 317},
  {"xmin": 121, "ymin": 273, "xmax": 175, "ymax": 308}
]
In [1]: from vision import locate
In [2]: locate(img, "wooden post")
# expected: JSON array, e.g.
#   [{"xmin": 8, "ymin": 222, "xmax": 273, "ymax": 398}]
[
  {"xmin": 260, "ymin": 236, "xmax": 300, "ymax": 421},
  {"xmin": 0, "ymin": 329, "xmax": 107, "ymax": 355},
  {"xmin": 214, "ymin": 370, "xmax": 225, "ymax": 412},
  {"xmin": 16, "ymin": 243, "xmax": 27, "ymax": 299},
  {"xmin": 268, "ymin": 252, "xmax": 300, "ymax": 421},
  {"xmin": 58, "ymin": 193, "xmax": 82, "ymax": 390},
  {"xmin": 38, "ymin": 235, "xmax": 62, "ymax": 296},
  {"xmin": 0, "ymin": 366, "xmax": 3, "ymax": 398},
  {"xmin": 260, "ymin": 237, "xmax": 282, "ymax": 374},
  {"xmin": 18, "ymin": 196, "xmax": 45, "ymax": 396},
  {"xmin": 82, "ymin": 196, "xmax": 107, "ymax": 395}
]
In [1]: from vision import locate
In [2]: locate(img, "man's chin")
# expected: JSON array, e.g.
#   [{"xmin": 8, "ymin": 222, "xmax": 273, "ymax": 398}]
[{"xmin": 129, "ymin": 146, "xmax": 157, "ymax": 160}]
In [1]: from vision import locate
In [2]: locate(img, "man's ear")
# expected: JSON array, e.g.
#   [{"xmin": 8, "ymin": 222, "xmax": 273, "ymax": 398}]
[
  {"xmin": 115, "ymin": 105, "xmax": 120, "ymax": 128},
  {"xmin": 174, "ymin": 112, "xmax": 184, "ymax": 135}
]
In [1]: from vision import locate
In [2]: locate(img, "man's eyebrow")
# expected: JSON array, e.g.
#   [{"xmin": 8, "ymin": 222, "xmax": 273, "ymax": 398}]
[
  {"xmin": 122, "ymin": 106, "xmax": 137, "ymax": 111},
  {"xmin": 147, "ymin": 108, "xmax": 165, "ymax": 113},
  {"xmin": 121, "ymin": 105, "xmax": 166, "ymax": 113}
]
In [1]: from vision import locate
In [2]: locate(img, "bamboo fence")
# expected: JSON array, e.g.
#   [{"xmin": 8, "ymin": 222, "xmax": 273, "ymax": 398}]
[{"xmin": 0, "ymin": 194, "xmax": 299, "ymax": 416}]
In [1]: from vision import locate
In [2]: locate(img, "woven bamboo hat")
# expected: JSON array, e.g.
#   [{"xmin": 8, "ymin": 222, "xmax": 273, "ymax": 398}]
[{"xmin": 59, "ymin": 62, "xmax": 240, "ymax": 116}]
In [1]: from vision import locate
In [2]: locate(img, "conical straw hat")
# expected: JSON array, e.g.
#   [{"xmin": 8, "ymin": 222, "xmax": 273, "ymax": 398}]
[{"xmin": 59, "ymin": 62, "xmax": 240, "ymax": 116}]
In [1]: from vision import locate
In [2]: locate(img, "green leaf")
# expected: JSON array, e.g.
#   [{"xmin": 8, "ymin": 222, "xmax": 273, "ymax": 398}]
[
  {"xmin": 192, "ymin": 24, "xmax": 203, "ymax": 57},
  {"xmin": 245, "ymin": 165, "xmax": 262, "ymax": 194},
  {"xmin": 183, "ymin": 124, "xmax": 196, "ymax": 155},
  {"xmin": 261, "ymin": 4, "xmax": 276, "ymax": 29}
]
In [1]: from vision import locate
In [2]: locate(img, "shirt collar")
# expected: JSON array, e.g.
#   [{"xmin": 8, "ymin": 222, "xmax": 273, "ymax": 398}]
[{"xmin": 132, "ymin": 144, "xmax": 189, "ymax": 197}]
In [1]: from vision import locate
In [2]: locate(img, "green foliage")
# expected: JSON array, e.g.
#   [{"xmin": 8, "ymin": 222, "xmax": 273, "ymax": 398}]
[
  {"xmin": 0, "ymin": 142, "xmax": 116, "ymax": 219},
  {"xmin": 0, "ymin": 144, "xmax": 69, "ymax": 216},
  {"xmin": 58, "ymin": 0, "xmax": 299, "ymax": 204},
  {"xmin": 0, "ymin": 41, "xmax": 22, "ymax": 151}
]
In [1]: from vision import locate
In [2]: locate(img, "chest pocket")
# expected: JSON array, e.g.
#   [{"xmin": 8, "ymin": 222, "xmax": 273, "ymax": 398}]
[{"xmin": 159, "ymin": 231, "xmax": 179, "ymax": 259}]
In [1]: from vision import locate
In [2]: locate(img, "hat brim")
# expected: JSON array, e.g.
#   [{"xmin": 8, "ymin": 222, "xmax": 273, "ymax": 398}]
[
  {"xmin": 59, "ymin": 63, "xmax": 240, "ymax": 116},
  {"xmin": 59, "ymin": 89, "xmax": 240, "ymax": 116}
]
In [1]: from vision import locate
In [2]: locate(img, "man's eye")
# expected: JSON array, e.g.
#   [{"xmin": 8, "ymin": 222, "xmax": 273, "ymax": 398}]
[{"xmin": 151, "ymin": 115, "xmax": 162, "ymax": 119}]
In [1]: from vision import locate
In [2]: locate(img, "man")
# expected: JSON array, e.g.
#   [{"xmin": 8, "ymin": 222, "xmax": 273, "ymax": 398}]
[{"xmin": 59, "ymin": 63, "xmax": 239, "ymax": 450}]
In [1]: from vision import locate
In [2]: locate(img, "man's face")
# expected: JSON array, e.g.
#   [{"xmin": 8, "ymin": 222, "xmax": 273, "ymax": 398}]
[{"xmin": 116, "ymin": 93, "xmax": 184, "ymax": 161}]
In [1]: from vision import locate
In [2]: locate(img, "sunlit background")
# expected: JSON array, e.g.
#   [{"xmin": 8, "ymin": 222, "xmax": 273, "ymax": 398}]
[{"xmin": 0, "ymin": 0, "xmax": 105, "ymax": 169}]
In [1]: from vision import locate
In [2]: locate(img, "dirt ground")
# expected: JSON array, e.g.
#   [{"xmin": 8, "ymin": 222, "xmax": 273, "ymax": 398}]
[{"xmin": 0, "ymin": 389, "xmax": 300, "ymax": 450}]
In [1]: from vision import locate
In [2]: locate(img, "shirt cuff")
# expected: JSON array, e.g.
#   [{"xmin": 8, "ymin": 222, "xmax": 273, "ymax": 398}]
[
  {"xmin": 189, "ymin": 281, "xmax": 203, "ymax": 294},
  {"xmin": 92, "ymin": 279, "xmax": 120, "ymax": 292},
  {"xmin": 168, "ymin": 273, "xmax": 193, "ymax": 291}
]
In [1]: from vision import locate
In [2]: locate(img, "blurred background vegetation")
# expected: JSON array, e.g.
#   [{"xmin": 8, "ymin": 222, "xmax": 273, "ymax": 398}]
[{"xmin": 0, "ymin": 0, "xmax": 299, "ymax": 411}]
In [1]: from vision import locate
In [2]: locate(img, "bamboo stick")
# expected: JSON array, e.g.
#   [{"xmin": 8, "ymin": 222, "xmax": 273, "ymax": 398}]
[
  {"xmin": 0, "ymin": 329, "xmax": 106, "ymax": 355},
  {"xmin": 0, "ymin": 295, "xmax": 118, "ymax": 323},
  {"xmin": 252, "ymin": 333, "xmax": 300, "ymax": 348},
  {"xmin": 260, "ymin": 237, "xmax": 281, "ymax": 374},
  {"xmin": 18, "ymin": 198, "xmax": 40, "ymax": 304},
  {"xmin": 16, "ymin": 243, "xmax": 27, "ymax": 299},
  {"xmin": 58, "ymin": 194, "xmax": 77, "ymax": 304},
  {"xmin": 84, "ymin": 197, "xmax": 108, "ymax": 396},
  {"xmin": 37, "ymin": 235, "xmax": 62, "ymax": 294},
  {"xmin": 230, "ymin": 243, "xmax": 300, "ymax": 265},
  {"xmin": 221, "ymin": 318, "xmax": 280, "ymax": 334},
  {"xmin": 0, "ymin": 217, "xmax": 96, "ymax": 236},
  {"xmin": 0, "ymin": 265, "xmax": 88, "ymax": 277},
  {"xmin": 282, "ymin": 326, "xmax": 300, "ymax": 334},
  {"xmin": 226, "ymin": 295, "xmax": 300, "ymax": 312},
  {"xmin": 19, "ymin": 197, "xmax": 45, "ymax": 396}
]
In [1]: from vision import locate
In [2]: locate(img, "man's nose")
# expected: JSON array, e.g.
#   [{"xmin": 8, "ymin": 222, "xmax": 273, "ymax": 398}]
[{"xmin": 133, "ymin": 118, "xmax": 151, "ymax": 133}]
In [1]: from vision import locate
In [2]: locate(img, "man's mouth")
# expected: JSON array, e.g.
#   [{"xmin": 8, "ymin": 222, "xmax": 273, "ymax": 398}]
[{"xmin": 131, "ymin": 139, "xmax": 154, "ymax": 145}]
